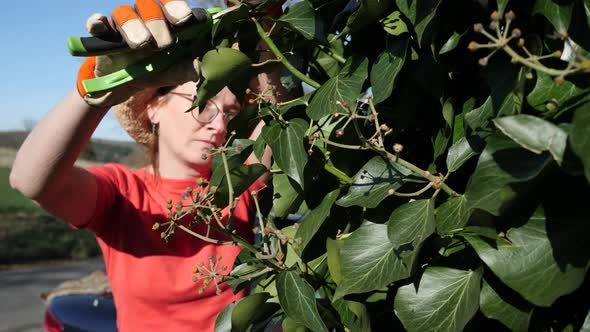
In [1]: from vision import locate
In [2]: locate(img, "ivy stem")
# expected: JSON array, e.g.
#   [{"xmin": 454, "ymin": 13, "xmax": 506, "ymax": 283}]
[
  {"xmin": 252, "ymin": 17, "xmax": 321, "ymax": 89},
  {"xmin": 252, "ymin": 58, "xmax": 283, "ymax": 67},
  {"xmin": 390, "ymin": 182, "xmax": 434, "ymax": 197},
  {"xmin": 315, "ymin": 43, "xmax": 346, "ymax": 64},
  {"xmin": 252, "ymin": 189, "xmax": 270, "ymax": 255},
  {"xmin": 502, "ymin": 45, "xmax": 578, "ymax": 76},
  {"xmin": 324, "ymin": 163, "xmax": 353, "ymax": 184},
  {"xmin": 367, "ymin": 97, "xmax": 384, "ymax": 148},
  {"xmin": 176, "ymin": 224, "xmax": 233, "ymax": 245},
  {"xmin": 221, "ymin": 151, "xmax": 235, "ymax": 231},
  {"xmin": 319, "ymin": 137, "xmax": 368, "ymax": 150},
  {"xmin": 232, "ymin": 267, "xmax": 274, "ymax": 281}
]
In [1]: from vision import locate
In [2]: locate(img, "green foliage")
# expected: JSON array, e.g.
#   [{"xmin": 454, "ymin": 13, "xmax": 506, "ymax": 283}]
[
  {"xmin": 0, "ymin": 215, "xmax": 100, "ymax": 264},
  {"xmin": 169, "ymin": 1, "xmax": 590, "ymax": 330},
  {"xmin": 0, "ymin": 167, "xmax": 42, "ymax": 214}
]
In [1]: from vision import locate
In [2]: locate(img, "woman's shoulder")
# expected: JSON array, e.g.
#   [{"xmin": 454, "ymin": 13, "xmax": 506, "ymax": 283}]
[{"xmin": 86, "ymin": 163, "xmax": 150, "ymax": 189}]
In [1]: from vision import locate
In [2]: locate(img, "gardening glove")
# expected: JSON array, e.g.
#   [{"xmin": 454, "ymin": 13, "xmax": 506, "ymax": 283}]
[{"xmin": 76, "ymin": 0, "xmax": 201, "ymax": 108}]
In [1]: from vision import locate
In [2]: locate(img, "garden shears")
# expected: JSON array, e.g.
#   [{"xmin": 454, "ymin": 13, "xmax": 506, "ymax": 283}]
[{"xmin": 69, "ymin": 6, "xmax": 241, "ymax": 97}]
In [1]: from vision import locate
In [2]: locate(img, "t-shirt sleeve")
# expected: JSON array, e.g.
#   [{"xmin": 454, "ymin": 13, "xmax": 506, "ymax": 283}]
[{"xmin": 82, "ymin": 163, "xmax": 122, "ymax": 234}]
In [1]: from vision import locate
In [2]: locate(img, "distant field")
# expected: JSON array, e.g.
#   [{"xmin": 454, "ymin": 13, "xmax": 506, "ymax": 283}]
[{"xmin": 0, "ymin": 167, "xmax": 42, "ymax": 214}]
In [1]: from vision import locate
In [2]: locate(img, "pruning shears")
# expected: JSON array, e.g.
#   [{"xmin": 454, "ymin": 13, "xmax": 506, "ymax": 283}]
[{"xmin": 69, "ymin": 6, "xmax": 240, "ymax": 97}]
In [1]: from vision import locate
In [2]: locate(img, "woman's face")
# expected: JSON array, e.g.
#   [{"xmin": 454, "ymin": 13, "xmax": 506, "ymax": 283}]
[{"xmin": 150, "ymin": 82, "xmax": 241, "ymax": 171}]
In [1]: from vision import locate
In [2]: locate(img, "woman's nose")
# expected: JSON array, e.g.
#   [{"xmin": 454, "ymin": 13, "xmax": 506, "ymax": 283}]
[{"xmin": 205, "ymin": 113, "xmax": 227, "ymax": 137}]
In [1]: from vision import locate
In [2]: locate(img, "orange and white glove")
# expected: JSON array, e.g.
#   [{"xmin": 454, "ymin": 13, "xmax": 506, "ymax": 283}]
[{"xmin": 77, "ymin": 0, "xmax": 201, "ymax": 108}]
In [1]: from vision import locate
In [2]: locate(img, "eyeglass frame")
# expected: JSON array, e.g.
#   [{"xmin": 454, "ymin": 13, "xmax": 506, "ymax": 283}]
[{"xmin": 164, "ymin": 89, "xmax": 238, "ymax": 124}]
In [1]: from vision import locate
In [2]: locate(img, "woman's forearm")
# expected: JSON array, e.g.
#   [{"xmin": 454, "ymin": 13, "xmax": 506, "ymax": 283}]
[{"xmin": 10, "ymin": 88, "xmax": 108, "ymax": 200}]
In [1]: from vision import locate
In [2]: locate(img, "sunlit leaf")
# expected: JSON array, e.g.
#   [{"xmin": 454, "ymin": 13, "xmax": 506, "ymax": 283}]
[
  {"xmin": 307, "ymin": 56, "xmax": 369, "ymax": 120},
  {"xmin": 261, "ymin": 119, "xmax": 308, "ymax": 187},
  {"xmin": 280, "ymin": 0, "xmax": 323, "ymax": 41},
  {"xmin": 387, "ymin": 199, "xmax": 435, "ymax": 250},
  {"xmin": 295, "ymin": 189, "xmax": 340, "ymax": 255},
  {"xmin": 571, "ymin": 106, "xmax": 590, "ymax": 183},
  {"xmin": 337, "ymin": 156, "xmax": 412, "ymax": 208},
  {"xmin": 334, "ymin": 222, "xmax": 413, "ymax": 300},
  {"xmin": 395, "ymin": 0, "xmax": 442, "ymax": 47},
  {"xmin": 465, "ymin": 134, "xmax": 552, "ymax": 215},
  {"xmin": 277, "ymin": 270, "xmax": 328, "ymax": 332},
  {"xmin": 494, "ymin": 115, "xmax": 567, "ymax": 164},
  {"xmin": 582, "ymin": 309, "xmax": 590, "ymax": 332},
  {"xmin": 326, "ymin": 237, "xmax": 345, "ymax": 285},
  {"xmin": 533, "ymin": 0, "xmax": 574, "ymax": 32},
  {"xmin": 214, "ymin": 293, "xmax": 279, "ymax": 332},
  {"xmin": 380, "ymin": 11, "xmax": 408, "ymax": 36},
  {"xmin": 435, "ymin": 195, "xmax": 469, "ymax": 236},
  {"xmin": 272, "ymin": 174, "xmax": 303, "ymax": 218},
  {"xmin": 526, "ymin": 73, "xmax": 590, "ymax": 113},
  {"xmin": 439, "ymin": 30, "xmax": 467, "ymax": 54},
  {"xmin": 197, "ymin": 48, "xmax": 252, "ymax": 108},
  {"xmin": 466, "ymin": 207, "xmax": 590, "ymax": 306},
  {"xmin": 394, "ymin": 267, "xmax": 483, "ymax": 332},
  {"xmin": 446, "ymin": 137, "xmax": 477, "ymax": 173}
]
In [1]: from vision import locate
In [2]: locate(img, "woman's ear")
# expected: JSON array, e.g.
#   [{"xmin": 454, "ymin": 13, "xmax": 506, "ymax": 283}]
[{"xmin": 146, "ymin": 101, "xmax": 161, "ymax": 125}]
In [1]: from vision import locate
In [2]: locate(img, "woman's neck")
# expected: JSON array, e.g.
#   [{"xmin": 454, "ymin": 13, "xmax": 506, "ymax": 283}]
[{"xmin": 153, "ymin": 151, "xmax": 212, "ymax": 180}]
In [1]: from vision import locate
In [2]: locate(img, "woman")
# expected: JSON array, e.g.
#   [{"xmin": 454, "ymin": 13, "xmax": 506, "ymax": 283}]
[{"xmin": 10, "ymin": 1, "xmax": 284, "ymax": 331}]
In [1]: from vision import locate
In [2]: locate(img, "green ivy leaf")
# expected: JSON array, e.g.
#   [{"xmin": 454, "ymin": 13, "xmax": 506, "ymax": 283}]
[
  {"xmin": 526, "ymin": 73, "xmax": 590, "ymax": 113},
  {"xmin": 446, "ymin": 137, "xmax": 477, "ymax": 173},
  {"xmin": 394, "ymin": 267, "xmax": 483, "ymax": 332},
  {"xmin": 277, "ymin": 270, "xmax": 328, "ymax": 332},
  {"xmin": 333, "ymin": 222, "xmax": 413, "ymax": 300},
  {"xmin": 282, "ymin": 317, "xmax": 311, "ymax": 332},
  {"xmin": 307, "ymin": 56, "xmax": 369, "ymax": 120},
  {"xmin": 211, "ymin": 4, "xmax": 249, "ymax": 40},
  {"xmin": 464, "ymin": 97, "xmax": 493, "ymax": 132},
  {"xmin": 533, "ymin": 0, "xmax": 574, "ymax": 33},
  {"xmin": 261, "ymin": 119, "xmax": 308, "ymax": 187},
  {"xmin": 271, "ymin": 173, "xmax": 304, "ymax": 218},
  {"xmin": 582, "ymin": 309, "xmax": 590, "ymax": 332},
  {"xmin": 480, "ymin": 279, "xmax": 532, "ymax": 332},
  {"xmin": 210, "ymin": 163, "xmax": 267, "ymax": 209},
  {"xmin": 197, "ymin": 48, "xmax": 252, "ymax": 108},
  {"xmin": 465, "ymin": 134, "xmax": 552, "ymax": 215},
  {"xmin": 312, "ymin": 35, "xmax": 344, "ymax": 79},
  {"xmin": 295, "ymin": 189, "xmax": 340, "ymax": 255},
  {"xmin": 395, "ymin": 0, "xmax": 442, "ymax": 48},
  {"xmin": 253, "ymin": 135, "xmax": 266, "ymax": 163},
  {"xmin": 493, "ymin": 115, "xmax": 567, "ymax": 164},
  {"xmin": 380, "ymin": 11, "xmax": 409, "ymax": 36},
  {"xmin": 279, "ymin": 0, "xmax": 321, "ymax": 41},
  {"xmin": 326, "ymin": 237, "xmax": 344, "ymax": 285},
  {"xmin": 439, "ymin": 30, "xmax": 467, "ymax": 54},
  {"xmin": 346, "ymin": 0, "xmax": 394, "ymax": 32},
  {"xmin": 571, "ymin": 107, "xmax": 590, "ymax": 183},
  {"xmin": 333, "ymin": 299, "xmax": 371, "ymax": 332},
  {"xmin": 435, "ymin": 195, "xmax": 469, "ymax": 236},
  {"xmin": 466, "ymin": 207, "xmax": 590, "ymax": 307},
  {"xmin": 337, "ymin": 156, "xmax": 412, "ymax": 208},
  {"xmin": 387, "ymin": 199, "xmax": 435, "ymax": 250},
  {"xmin": 371, "ymin": 35, "xmax": 409, "ymax": 104},
  {"xmin": 214, "ymin": 292, "xmax": 279, "ymax": 332},
  {"xmin": 497, "ymin": 0, "xmax": 510, "ymax": 15}
]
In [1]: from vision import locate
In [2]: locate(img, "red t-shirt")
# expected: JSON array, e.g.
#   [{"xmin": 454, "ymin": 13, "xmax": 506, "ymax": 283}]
[{"xmin": 83, "ymin": 163, "xmax": 264, "ymax": 332}]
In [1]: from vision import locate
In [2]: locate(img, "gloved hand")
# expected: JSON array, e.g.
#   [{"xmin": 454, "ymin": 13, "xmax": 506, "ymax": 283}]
[{"xmin": 77, "ymin": 0, "xmax": 201, "ymax": 108}]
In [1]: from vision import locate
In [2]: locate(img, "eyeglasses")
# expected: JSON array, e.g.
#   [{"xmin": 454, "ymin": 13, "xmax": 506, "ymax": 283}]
[{"xmin": 166, "ymin": 90, "xmax": 238, "ymax": 124}]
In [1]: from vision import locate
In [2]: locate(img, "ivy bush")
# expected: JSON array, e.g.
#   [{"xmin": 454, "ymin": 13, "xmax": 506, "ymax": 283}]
[{"xmin": 161, "ymin": 0, "xmax": 590, "ymax": 330}]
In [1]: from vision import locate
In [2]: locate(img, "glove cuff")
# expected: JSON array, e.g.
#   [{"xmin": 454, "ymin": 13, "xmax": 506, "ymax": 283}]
[{"xmin": 76, "ymin": 57, "xmax": 97, "ymax": 98}]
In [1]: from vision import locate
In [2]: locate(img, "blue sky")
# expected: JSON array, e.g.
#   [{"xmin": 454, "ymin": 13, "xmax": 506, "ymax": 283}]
[{"xmin": 0, "ymin": 1, "xmax": 223, "ymax": 141}]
